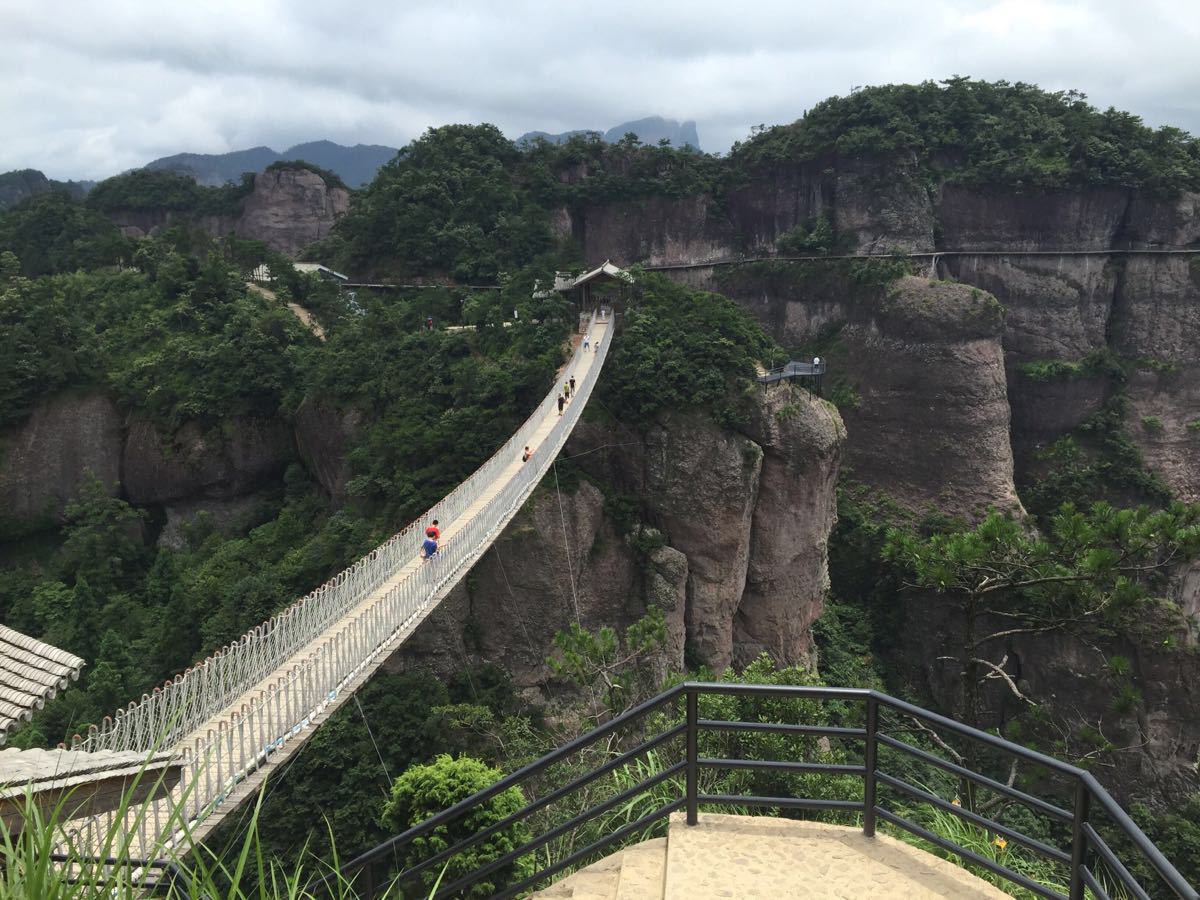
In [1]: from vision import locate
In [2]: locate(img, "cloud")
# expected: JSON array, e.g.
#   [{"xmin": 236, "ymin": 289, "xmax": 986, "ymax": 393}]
[{"xmin": 1, "ymin": 0, "xmax": 1198, "ymax": 180}]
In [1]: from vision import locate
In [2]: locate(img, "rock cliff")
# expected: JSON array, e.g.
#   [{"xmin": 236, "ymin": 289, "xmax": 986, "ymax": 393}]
[
  {"xmin": 235, "ymin": 168, "xmax": 350, "ymax": 257},
  {"xmin": 108, "ymin": 167, "xmax": 350, "ymax": 257},
  {"xmin": 896, "ymin": 591, "xmax": 1200, "ymax": 805},
  {"xmin": 0, "ymin": 392, "xmax": 122, "ymax": 533},
  {"xmin": 122, "ymin": 416, "xmax": 293, "ymax": 505},
  {"xmin": 559, "ymin": 164, "xmax": 1199, "ymax": 802},
  {"xmin": 394, "ymin": 384, "xmax": 845, "ymax": 682},
  {"xmin": 0, "ymin": 397, "xmax": 294, "ymax": 539},
  {"xmin": 835, "ymin": 276, "xmax": 1021, "ymax": 520}
]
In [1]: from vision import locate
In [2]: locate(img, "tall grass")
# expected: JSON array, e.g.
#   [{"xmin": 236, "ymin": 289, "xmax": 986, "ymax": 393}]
[
  {"xmin": 887, "ymin": 805, "xmax": 1128, "ymax": 900},
  {"xmin": 0, "ymin": 769, "xmax": 430, "ymax": 900}
]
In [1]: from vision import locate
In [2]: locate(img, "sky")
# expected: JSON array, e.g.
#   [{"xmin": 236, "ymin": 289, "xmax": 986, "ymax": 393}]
[{"xmin": 2, "ymin": 0, "xmax": 1199, "ymax": 181}]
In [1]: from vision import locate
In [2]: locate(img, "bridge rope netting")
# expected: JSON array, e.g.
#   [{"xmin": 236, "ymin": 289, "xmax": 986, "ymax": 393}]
[{"xmin": 64, "ymin": 310, "xmax": 613, "ymax": 858}]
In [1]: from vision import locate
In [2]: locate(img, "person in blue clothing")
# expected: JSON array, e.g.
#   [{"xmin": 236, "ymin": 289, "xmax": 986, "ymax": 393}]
[{"xmin": 421, "ymin": 533, "xmax": 438, "ymax": 560}]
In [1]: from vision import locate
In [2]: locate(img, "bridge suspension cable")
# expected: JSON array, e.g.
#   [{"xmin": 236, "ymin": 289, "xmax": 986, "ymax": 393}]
[{"xmin": 63, "ymin": 310, "xmax": 614, "ymax": 859}]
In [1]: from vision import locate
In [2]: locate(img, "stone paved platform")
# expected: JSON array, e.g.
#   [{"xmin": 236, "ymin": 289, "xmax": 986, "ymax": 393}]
[{"xmin": 533, "ymin": 812, "xmax": 1012, "ymax": 899}]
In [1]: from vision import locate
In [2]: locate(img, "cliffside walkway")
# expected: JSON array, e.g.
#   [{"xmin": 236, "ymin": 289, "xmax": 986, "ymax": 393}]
[
  {"xmin": 644, "ymin": 247, "xmax": 1200, "ymax": 272},
  {"xmin": 63, "ymin": 311, "xmax": 612, "ymax": 858}
]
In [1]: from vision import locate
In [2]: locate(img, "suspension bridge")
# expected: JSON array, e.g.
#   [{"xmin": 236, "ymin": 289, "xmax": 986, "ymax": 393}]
[{"xmin": 61, "ymin": 310, "xmax": 613, "ymax": 858}]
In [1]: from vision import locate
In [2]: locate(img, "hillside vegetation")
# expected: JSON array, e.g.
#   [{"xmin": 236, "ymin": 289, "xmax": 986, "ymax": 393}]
[{"xmin": 732, "ymin": 77, "xmax": 1200, "ymax": 192}]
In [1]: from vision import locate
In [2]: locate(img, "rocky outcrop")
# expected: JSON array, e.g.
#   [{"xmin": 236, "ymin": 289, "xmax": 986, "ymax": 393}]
[
  {"xmin": 836, "ymin": 277, "xmax": 1021, "ymax": 520},
  {"xmin": 0, "ymin": 392, "xmax": 122, "ymax": 530},
  {"xmin": 392, "ymin": 481, "xmax": 688, "ymax": 691},
  {"xmin": 736, "ymin": 387, "xmax": 845, "ymax": 667},
  {"xmin": 122, "ymin": 416, "xmax": 293, "ymax": 505},
  {"xmin": 104, "ymin": 168, "xmax": 350, "ymax": 257},
  {"xmin": 293, "ymin": 398, "xmax": 365, "ymax": 506},
  {"xmin": 235, "ymin": 168, "xmax": 350, "ymax": 257},
  {"xmin": 569, "ymin": 153, "xmax": 935, "ymax": 269},
  {"xmin": 395, "ymin": 385, "xmax": 845, "ymax": 682},
  {"xmin": 643, "ymin": 413, "xmax": 762, "ymax": 668},
  {"xmin": 1125, "ymin": 370, "xmax": 1200, "ymax": 502}
]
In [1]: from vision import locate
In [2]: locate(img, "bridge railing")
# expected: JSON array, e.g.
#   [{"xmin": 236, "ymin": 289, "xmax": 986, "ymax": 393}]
[
  {"xmin": 73, "ymin": 313, "xmax": 607, "ymax": 759},
  {"xmin": 76, "ymin": 313, "xmax": 613, "ymax": 857},
  {"xmin": 324, "ymin": 683, "xmax": 1197, "ymax": 900}
]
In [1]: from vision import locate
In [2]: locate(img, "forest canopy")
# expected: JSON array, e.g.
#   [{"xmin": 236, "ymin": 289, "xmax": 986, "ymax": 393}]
[{"xmin": 731, "ymin": 78, "xmax": 1200, "ymax": 193}]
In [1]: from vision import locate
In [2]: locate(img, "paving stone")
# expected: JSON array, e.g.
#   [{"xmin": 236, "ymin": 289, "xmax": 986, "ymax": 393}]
[{"xmin": 661, "ymin": 812, "xmax": 1011, "ymax": 899}]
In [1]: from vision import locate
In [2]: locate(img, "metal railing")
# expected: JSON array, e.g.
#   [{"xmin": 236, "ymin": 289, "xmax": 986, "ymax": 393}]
[
  {"xmin": 326, "ymin": 683, "xmax": 1198, "ymax": 900},
  {"xmin": 756, "ymin": 359, "xmax": 826, "ymax": 385}
]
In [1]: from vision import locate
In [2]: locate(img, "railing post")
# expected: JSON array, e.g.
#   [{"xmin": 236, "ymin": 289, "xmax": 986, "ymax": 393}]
[
  {"xmin": 686, "ymin": 686, "xmax": 699, "ymax": 826},
  {"xmin": 1069, "ymin": 778, "xmax": 1091, "ymax": 900},
  {"xmin": 863, "ymin": 694, "xmax": 878, "ymax": 838}
]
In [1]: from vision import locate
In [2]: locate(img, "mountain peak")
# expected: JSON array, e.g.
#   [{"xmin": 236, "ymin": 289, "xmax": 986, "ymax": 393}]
[{"xmin": 517, "ymin": 117, "xmax": 701, "ymax": 150}]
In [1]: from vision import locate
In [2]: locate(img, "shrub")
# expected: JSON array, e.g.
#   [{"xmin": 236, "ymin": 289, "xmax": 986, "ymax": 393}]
[
  {"xmin": 381, "ymin": 754, "xmax": 533, "ymax": 897},
  {"xmin": 1141, "ymin": 416, "xmax": 1165, "ymax": 432}
]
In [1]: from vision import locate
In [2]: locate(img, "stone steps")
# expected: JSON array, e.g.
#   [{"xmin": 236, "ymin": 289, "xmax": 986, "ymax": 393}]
[{"xmin": 530, "ymin": 836, "xmax": 666, "ymax": 899}]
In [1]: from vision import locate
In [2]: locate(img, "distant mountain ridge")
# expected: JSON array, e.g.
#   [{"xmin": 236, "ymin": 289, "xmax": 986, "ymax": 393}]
[
  {"xmin": 517, "ymin": 116, "xmax": 701, "ymax": 150},
  {"xmin": 145, "ymin": 140, "xmax": 398, "ymax": 188}
]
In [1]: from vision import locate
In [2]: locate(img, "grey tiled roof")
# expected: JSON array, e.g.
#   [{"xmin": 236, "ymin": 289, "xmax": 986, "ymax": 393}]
[
  {"xmin": 0, "ymin": 626, "xmax": 85, "ymax": 743},
  {"xmin": 0, "ymin": 747, "xmax": 176, "ymax": 800}
]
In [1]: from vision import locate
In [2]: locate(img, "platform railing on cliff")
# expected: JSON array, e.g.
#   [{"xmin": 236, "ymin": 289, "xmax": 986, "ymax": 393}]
[
  {"xmin": 324, "ymin": 683, "xmax": 1197, "ymax": 900},
  {"xmin": 64, "ymin": 310, "xmax": 612, "ymax": 856}
]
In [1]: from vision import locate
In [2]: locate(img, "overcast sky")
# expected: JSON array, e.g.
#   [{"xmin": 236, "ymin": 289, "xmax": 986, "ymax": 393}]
[{"xmin": 3, "ymin": 0, "xmax": 1199, "ymax": 181}]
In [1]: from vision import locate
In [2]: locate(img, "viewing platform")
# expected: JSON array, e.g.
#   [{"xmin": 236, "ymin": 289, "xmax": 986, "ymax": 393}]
[
  {"xmin": 535, "ymin": 813, "xmax": 1009, "ymax": 899},
  {"xmin": 757, "ymin": 359, "xmax": 826, "ymax": 388}
]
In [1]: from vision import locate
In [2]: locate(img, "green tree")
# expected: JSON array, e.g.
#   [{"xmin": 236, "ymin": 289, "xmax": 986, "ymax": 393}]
[
  {"xmin": 548, "ymin": 605, "xmax": 668, "ymax": 718},
  {"xmin": 381, "ymin": 754, "xmax": 533, "ymax": 897},
  {"xmin": 884, "ymin": 502, "xmax": 1200, "ymax": 800}
]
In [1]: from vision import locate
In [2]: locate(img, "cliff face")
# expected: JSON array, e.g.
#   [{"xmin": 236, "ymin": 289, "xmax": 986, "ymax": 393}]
[
  {"xmin": 563, "ymin": 166, "xmax": 1200, "ymax": 803},
  {"xmin": 394, "ymin": 385, "xmax": 845, "ymax": 683},
  {"xmin": 122, "ymin": 416, "xmax": 293, "ymax": 505},
  {"xmin": 293, "ymin": 398, "xmax": 365, "ymax": 507},
  {"xmin": 896, "ymin": 591, "xmax": 1200, "ymax": 805},
  {"xmin": 570, "ymin": 164, "xmax": 1200, "ymax": 505},
  {"xmin": 236, "ymin": 168, "xmax": 350, "ymax": 257},
  {"xmin": 108, "ymin": 168, "xmax": 350, "ymax": 257},
  {"xmin": 837, "ymin": 277, "xmax": 1021, "ymax": 520},
  {"xmin": 0, "ymin": 392, "xmax": 122, "ymax": 532},
  {"xmin": 567, "ymin": 153, "xmax": 936, "ymax": 267},
  {"xmin": 0, "ymin": 396, "xmax": 294, "ymax": 541}
]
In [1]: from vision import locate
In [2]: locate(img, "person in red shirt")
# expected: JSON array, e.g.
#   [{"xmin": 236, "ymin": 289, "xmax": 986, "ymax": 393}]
[{"xmin": 426, "ymin": 520, "xmax": 440, "ymax": 541}]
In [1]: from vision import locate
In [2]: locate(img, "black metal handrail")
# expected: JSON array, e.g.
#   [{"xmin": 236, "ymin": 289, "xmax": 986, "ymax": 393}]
[{"xmin": 324, "ymin": 683, "xmax": 1198, "ymax": 900}]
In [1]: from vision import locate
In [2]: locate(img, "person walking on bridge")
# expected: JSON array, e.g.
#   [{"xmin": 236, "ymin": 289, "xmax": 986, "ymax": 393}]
[
  {"xmin": 426, "ymin": 520, "xmax": 440, "ymax": 541},
  {"xmin": 569, "ymin": 375, "xmax": 575, "ymax": 394},
  {"xmin": 583, "ymin": 333, "xmax": 590, "ymax": 351},
  {"xmin": 421, "ymin": 533, "xmax": 438, "ymax": 560},
  {"xmin": 557, "ymin": 395, "xmax": 565, "ymax": 416}
]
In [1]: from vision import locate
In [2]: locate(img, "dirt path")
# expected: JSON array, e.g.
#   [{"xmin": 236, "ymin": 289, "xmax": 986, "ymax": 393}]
[{"xmin": 245, "ymin": 281, "xmax": 326, "ymax": 341}]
